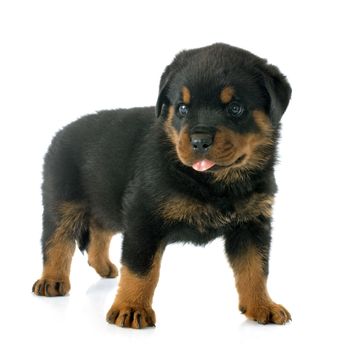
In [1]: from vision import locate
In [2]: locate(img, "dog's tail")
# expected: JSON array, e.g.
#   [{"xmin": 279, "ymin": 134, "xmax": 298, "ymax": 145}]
[{"xmin": 77, "ymin": 219, "xmax": 90, "ymax": 253}]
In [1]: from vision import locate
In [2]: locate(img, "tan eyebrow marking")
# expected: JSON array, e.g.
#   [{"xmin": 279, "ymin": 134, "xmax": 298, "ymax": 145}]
[
  {"xmin": 220, "ymin": 86, "xmax": 235, "ymax": 104},
  {"xmin": 182, "ymin": 86, "xmax": 191, "ymax": 104}
]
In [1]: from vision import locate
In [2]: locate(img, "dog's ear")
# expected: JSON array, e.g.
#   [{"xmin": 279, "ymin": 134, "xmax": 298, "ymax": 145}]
[
  {"xmin": 155, "ymin": 66, "xmax": 172, "ymax": 118},
  {"xmin": 260, "ymin": 63, "xmax": 292, "ymax": 126}
]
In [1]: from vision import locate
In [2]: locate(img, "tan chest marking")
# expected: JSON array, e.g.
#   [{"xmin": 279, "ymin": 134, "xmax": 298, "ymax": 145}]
[
  {"xmin": 159, "ymin": 193, "xmax": 274, "ymax": 231},
  {"xmin": 234, "ymin": 193, "xmax": 274, "ymax": 223},
  {"xmin": 160, "ymin": 196, "xmax": 234, "ymax": 232}
]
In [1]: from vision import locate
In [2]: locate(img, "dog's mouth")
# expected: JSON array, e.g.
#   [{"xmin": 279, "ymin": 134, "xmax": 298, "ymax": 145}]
[{"xmin": 191, "ymin": 154, "xmax": 246, "ymax": 172}]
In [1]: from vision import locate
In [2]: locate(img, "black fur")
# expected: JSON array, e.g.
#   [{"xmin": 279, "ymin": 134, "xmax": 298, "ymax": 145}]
[{"xmin": 40, "ymin": 43, "xmax": 291, "ymax": 276}]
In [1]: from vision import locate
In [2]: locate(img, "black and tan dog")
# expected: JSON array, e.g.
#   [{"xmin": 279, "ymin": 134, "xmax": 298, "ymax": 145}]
[{"xmin": 32, "ymin": 43, "xmax": 292, "ymax": 328}]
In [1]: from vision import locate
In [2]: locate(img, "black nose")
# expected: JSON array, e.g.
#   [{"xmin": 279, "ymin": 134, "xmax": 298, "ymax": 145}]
[{"xmin": 190, "ymin": 133, "xmax": 213, "ymax": 152}]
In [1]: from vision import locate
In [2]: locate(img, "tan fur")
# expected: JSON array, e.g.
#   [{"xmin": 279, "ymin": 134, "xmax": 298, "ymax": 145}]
[
  {"xmin": 32, "ymin": 202, "xmax": 87, "ymax": 296},
  {"xmin": 106, "ymin": 248, "xmax": 163, "ymax": 328},
  {"xmin": 87, "ymin": 220, "xmax": 118, "ymax": 278},
  {"xmin": 58, "ymin": 201, "xmax": 87, "ymax": 228},
  {"xmin": 230, "ymin": 247, "xmax": 291, "ymax": 324},
  {"xmin": 235, "ymin": 193, "xmax": 274, "ymax": 222},
  {"xmin": 212, "ymin": 111, "xmax": 274, "ymax": 183},
  {"xmin": 160, "ymin": 196, "xmax": 234, "ymax": 232},
  {"xmin": 220, "ymin": 86, "xmax": 235, "ymax": 104},
  {"xmin": 164, "ymin": 105, "xmax": 178, "ymax": 146},
  {"xmin": 182, "ymin": 86, "xmax": 191, "ymax": 104},
  {"xmin": 176, "ymin": 126, "xmax": 193, "ymax": 165},
  {"xmin": 159, "ymin": 193, "xmax": 274, "ymax": 231},
  {"xmin": 36, "ymin": 228, "xmax": 75, "ymax": 295},
  {"xmin": 163, "ymin": 104, "xmax": 193, "ymax": 163}
]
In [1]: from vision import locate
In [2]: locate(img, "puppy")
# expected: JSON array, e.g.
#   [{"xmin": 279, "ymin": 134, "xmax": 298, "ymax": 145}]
[{"xmin": 33, "ymin": 43, "xmax": 292, "ymax": 328}]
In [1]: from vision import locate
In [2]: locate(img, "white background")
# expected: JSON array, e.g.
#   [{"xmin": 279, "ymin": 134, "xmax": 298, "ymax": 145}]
[{"xmin": 1, "ymin": 1, "xmax": 349, "ymax": 349}]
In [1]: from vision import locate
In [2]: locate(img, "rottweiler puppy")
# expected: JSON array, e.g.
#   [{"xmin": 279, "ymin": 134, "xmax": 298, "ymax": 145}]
[{"xmin": 32, "ymin": 43, "xmax": 292, "ymax": 328}]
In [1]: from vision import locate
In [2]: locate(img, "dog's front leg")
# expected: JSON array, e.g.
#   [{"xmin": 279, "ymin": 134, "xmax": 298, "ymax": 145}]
[
  {"xmin": 106, "ymin": 228, "xmax": 164, "ymax": 329},
  {"xmin": 225, "ymin": 218, "xmax": 291, "ymax": 325}
]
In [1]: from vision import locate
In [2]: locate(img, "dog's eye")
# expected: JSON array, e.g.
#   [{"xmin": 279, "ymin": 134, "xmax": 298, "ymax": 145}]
[
  {"xmin": 227, "ymin": 102, "xmax": 244, "ymax": 117},
  {"xmin": 178, "ymin": 104, "xmax": 189, "ymax": 117}
]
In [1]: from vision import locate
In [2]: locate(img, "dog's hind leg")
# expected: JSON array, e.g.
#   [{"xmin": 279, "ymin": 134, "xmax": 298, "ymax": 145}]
[
  {"xmin": 87, "ymin": 221, "xmax": 118, "ymax": 278},
  {"xmin": 32, "ymin": 202, "xmax": 87, "ymax": 297}
]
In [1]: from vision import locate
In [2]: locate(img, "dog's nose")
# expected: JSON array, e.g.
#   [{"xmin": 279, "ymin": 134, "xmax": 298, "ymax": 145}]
[{"xmin": 190, "ymin": 133, "xmax": 213, "ymax": 152}]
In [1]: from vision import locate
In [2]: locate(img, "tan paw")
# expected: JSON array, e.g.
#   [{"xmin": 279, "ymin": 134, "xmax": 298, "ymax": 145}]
[
  {"xmin": 240, "ymin": 302, "xmax": 291, "ymax": 325},
  {"xmin": 89, "ymin": 259, "xmax": 118, "ymax": 278},
  {"xmin": 32, "ymin": 277, "xmax": 70, "ymax": 297},
  {"xmin": 106, "ymin": 303, "xmax": 156, "ymax": 329}
]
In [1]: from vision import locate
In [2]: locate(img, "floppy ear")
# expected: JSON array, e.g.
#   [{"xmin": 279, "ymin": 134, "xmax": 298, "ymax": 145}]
[
  {"xmin": 155, "ymin": 66, "xmax": 172, "ymax": 118},
  {"xmin": 261, "ymin": 64, "xmax": 292, "ymax": 126}
]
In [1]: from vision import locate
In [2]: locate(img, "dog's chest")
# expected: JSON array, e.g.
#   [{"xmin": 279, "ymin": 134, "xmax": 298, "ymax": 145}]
[{"xmin": 159, "ymin": 193, "xmax": 274, "ymax": 232}]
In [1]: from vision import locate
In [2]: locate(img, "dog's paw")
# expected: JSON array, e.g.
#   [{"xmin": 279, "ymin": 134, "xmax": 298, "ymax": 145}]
[
  {"xmin": 32, "ymin": 278, "xmax": 70, "ymax": 297},
  {"xmin": 240, "ymin": 302, "xmax": 291, "ymax": 325},
  {"xmin": 106, "ymin": 303, "xmax": 156, "ymax": 329},
  {"xmin": 91, "ymin": 260, "xmax": 118, "ymax": 278}
]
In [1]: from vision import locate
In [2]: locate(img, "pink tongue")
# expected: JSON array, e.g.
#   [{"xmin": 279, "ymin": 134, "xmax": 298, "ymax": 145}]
[{"xmin": 192, "ymin": 159, "xmax": 216, "ymax": 172}]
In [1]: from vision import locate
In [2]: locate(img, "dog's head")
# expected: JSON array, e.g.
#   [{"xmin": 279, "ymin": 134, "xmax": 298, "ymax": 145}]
[{"xmin": 156, "ymin": 43, "xmax": 291, "ymax": 178}]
